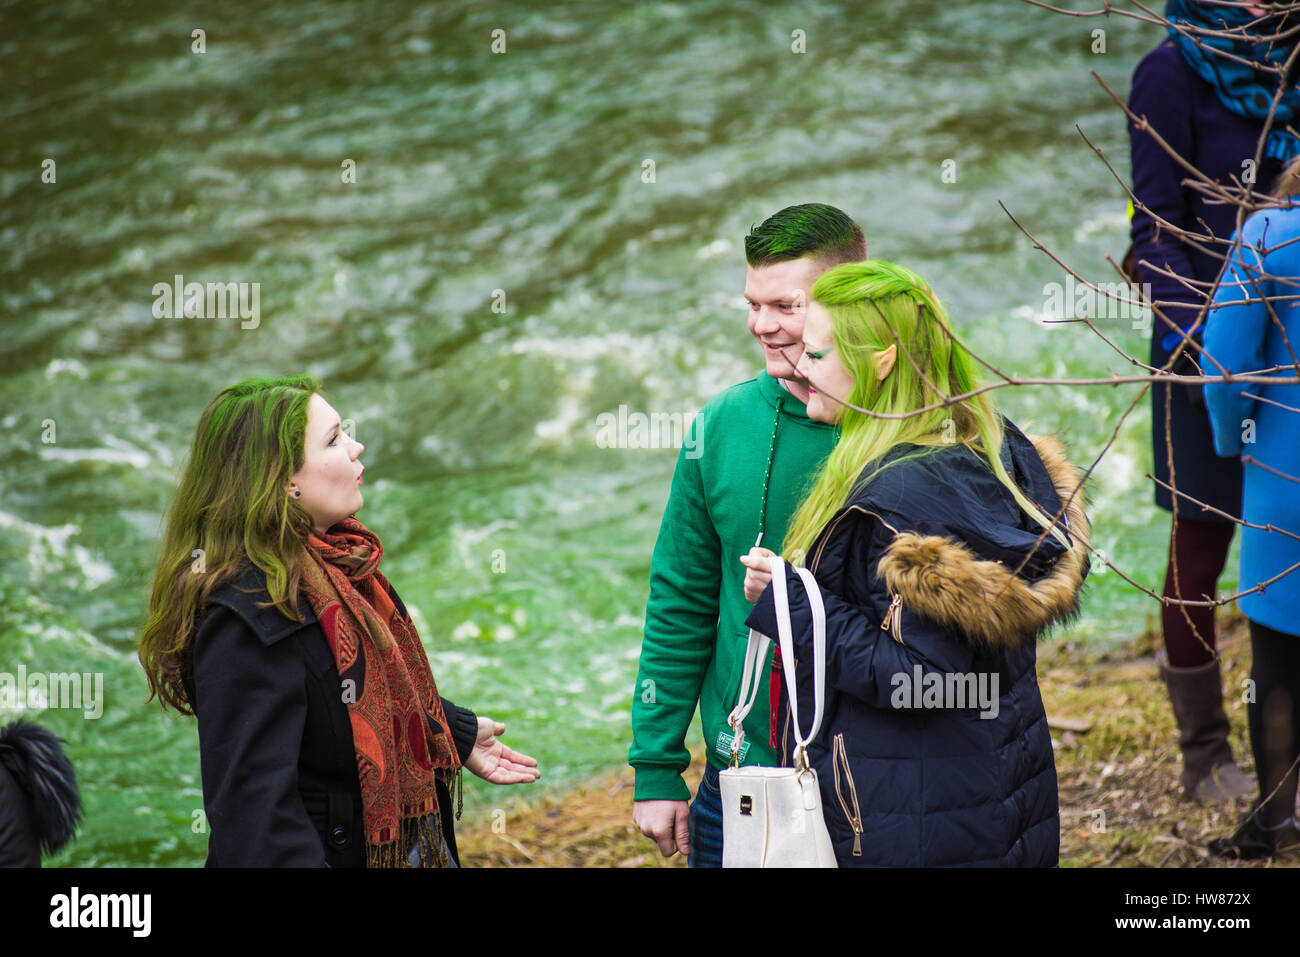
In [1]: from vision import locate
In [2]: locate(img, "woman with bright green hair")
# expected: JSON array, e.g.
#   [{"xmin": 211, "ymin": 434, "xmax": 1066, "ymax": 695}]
[
  {"xmin": 740, "ymin": 260, "xmax": 1090, "ymax": 866},
  {"xmin": 139, "ymin": 374, "xmax": 538, "ymax": 867}
]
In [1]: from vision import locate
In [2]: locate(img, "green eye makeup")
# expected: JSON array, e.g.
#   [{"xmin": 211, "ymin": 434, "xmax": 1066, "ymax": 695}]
[{"xmin": 806, "ymin": 347, "xmax": 831, "ymax": 360}]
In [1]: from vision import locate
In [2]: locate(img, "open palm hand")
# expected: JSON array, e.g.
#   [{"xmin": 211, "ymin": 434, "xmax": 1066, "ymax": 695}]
[{"xmin": 464, "ymin": 717, "xmax": 541, "ymax": 785}]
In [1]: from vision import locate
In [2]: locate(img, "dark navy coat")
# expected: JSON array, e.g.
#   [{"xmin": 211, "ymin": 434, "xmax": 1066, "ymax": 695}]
[
  {"xmin": 182, "ymin": 563, "xmax": 479, "ymax": 867},
  {"xmin": 747, "ymin": 422, "xmax": 1089, "ymax": 867},
  {"xmin": 1129, "ymin": 40, "xmax": 1252, "ymax": 518}
]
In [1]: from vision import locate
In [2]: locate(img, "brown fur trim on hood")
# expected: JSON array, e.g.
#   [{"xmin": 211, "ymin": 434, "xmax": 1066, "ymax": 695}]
[{"xmin": 874, "ymin": 435, "xmax": 1090, "ymax": 652}]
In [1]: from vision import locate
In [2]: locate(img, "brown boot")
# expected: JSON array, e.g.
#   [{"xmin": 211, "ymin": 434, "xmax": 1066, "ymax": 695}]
[{"xmin": 1157, "ymin": 650, "xmax": 1256, "ymax": 803}]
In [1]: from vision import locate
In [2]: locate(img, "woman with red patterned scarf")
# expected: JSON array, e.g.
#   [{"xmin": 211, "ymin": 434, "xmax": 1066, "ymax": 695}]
[{"xmin": 139, "ymin": 375, "xmax": 539, "ymax": 867}]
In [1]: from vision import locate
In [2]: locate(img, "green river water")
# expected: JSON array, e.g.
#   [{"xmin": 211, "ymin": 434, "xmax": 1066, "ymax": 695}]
[{"xmin": 1, "ymin": 1, "xmax": 1219, "ymax": 865}]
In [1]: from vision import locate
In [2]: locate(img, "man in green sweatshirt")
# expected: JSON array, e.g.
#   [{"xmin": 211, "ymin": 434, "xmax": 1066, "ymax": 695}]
[{"xmin": 629, "ymin": 204, "xmax": 867, "ymax": 866}]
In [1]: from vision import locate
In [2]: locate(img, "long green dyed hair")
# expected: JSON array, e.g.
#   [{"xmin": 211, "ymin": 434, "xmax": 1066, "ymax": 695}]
[
  {"xmin": 783, "ymin": 260, "xmax": 1067, "ymax": 564},
  {"xmin": 139, "ymin": 374, "xmax": 320, "ymax": 713}
]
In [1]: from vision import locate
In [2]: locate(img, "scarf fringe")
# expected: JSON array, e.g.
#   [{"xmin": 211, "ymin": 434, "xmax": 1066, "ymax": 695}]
[{"xmin": 366, "ymin": 811, "xmax": 448, "ymax": 869}]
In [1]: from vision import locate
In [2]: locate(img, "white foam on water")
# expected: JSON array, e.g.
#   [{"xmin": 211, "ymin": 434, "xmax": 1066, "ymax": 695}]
[
  {"xmin": 509, "ymin": 331, "xmax": 649, "ymax": 362},
  {"xmin": 418, "ymin": 432, "xmax": 472, "ymax": 469},
  {"xmin": 448, "ymin": 519, "xmax": 513, "ymax": 573},
  {"xmin": 38, "ymin": 441, "xmax": 152, "ymax": 470},
  {"xmin": 450, "ymin": 620, "xmax": 482, "ymax": 641},
  {"xmin": 44, "ymin": 358, "xmax": 89, "ymax": 379},
  {"xmin": 1090, "ymin": 448, "xmax": 1145, "ymax": 512},
  {"xmin": 534, "ymin": 394, "xmax": 586, "ymax": 443},
  {"xmin": 425, "ymin": 650, "xmax": 478, "ymax": 675},
  {"xmin": 1010, "ymin": 303, "xmax": 1052, "ymax": 326},
  {"xmin": 612, "ymin": 613, "xmax": 642, "ymax": 631},
  {"xmin": 508, "ymin": 315, "xmax": 758, "ymax": 435},
  {"xmin": 8, "ymin": 592, "xmax": 128, "ymax": 664},
  {"xmin": 695, "ymin": 238, "xmax": 733, "ymax": 260},
  {"xmin": 1074, "ymin": 209, "xmax": 1129, "ymax": 243},
  {"xmin": 0, "ymin": 510, "xmax": 116, "ymax": 589}
]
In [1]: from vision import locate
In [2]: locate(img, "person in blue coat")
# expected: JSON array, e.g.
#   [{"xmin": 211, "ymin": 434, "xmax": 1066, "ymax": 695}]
[
  {"xmin": 1126, "ymin": 0, "xmax": 1300, "ymax": 804},
  {"xmin": 1201, "ymin": 167, "xmax": 1300, "ymax": 858},
  {"xmin": 740, "ymin": 261, "xmax": 1089, "ymax": 866}
]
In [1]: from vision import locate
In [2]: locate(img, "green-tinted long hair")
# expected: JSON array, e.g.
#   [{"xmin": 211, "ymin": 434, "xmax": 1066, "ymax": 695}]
[
  {"xmin": 138, "ymin": 374, "xmax": 320, "ymax": 713},
  {"xmin": 783, "ymin": 260, "xmax": 1067, "ymax": 564}
]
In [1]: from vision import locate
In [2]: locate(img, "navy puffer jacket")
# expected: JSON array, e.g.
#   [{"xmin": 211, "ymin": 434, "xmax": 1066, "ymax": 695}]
[{"xmin": 746, "ymin": 421, "xmax": 1088, "ymax": 867}]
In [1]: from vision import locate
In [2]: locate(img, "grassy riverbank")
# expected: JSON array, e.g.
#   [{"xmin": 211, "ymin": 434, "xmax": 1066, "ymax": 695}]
[{"xmin": 458, "ymin": 610, "xmax": 1296, "ymax": 868}]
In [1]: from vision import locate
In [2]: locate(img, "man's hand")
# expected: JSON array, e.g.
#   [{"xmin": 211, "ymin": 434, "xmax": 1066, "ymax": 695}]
[
  {"xmin": 633, "ymin": 799, "xmax": 691, "ymax": 858},
  {"xmin": 464, "ymin": 717, "xmax": 541, "ymax": 785},
  {"xmin": 740, "ymin": 546, "xmax": 778, "ymax": 603}
]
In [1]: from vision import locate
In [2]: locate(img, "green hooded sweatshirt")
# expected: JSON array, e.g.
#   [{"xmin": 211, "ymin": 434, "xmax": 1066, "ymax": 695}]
[{"xmin": 629, "ymin": 370, "xmax": 837, "ymax": 801}]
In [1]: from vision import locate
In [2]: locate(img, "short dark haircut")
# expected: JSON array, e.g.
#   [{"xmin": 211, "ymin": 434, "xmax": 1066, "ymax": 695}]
[{"xmin": 744, "ymin": 203, "xmax": 866, "ymax": 269}]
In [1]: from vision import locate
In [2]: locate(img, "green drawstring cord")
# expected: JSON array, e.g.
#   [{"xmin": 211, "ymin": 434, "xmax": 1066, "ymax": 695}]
[
  {"xmin": 755, "ymin": 396, "xmax": 783, "ymax": 549},
  {"xmin": 754, "ymin": 392, "xmax": 839, "ymax": 551}
]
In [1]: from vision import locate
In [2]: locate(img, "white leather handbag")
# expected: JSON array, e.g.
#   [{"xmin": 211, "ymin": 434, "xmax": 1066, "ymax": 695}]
[{"xmin": 720, "ymin": 558, "xmax": 837, "ymax": 868}]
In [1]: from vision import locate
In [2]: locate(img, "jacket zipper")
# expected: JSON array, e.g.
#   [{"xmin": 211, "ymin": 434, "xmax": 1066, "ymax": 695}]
[
  {"xmin": 808, "ymin": 504, "xmax": 907, "ymax": 647},
  {"xmin": 809, "ymin": 505, "xmax": 900, "ymax": 575},
  {"xmin": 881, "ymin": 593, "xmax": 904, "ymax": 644},
  {"xmin": 832, "ymin": 732, "xmax": 864, "ymax": 856}
]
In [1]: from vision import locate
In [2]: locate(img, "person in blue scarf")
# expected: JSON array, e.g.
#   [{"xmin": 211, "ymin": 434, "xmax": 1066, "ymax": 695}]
[
  {"xmin": 1128, "ymin": 1, "xmax": 1298, "ymax": 805},
  {"xmin": 1166, "ymin": 0, "xmax": 1300, "ymax": 186}
]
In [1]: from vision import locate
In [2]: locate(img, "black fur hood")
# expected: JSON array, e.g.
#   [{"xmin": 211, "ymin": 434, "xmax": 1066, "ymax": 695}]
[{"xmin": 0, "ymin": 720, "xmax": 83, "ymax": 865}]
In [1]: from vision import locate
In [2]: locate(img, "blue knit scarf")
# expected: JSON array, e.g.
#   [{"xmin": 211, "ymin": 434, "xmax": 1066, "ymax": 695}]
[{"xmin": 1166, "ymin": 0, "xmax": 1300, "ymax": 167}]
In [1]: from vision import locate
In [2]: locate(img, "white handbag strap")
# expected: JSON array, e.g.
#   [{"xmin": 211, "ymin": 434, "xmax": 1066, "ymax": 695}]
[
  {"xmin": 727, "ymin": 558, "xmax": 826, "ymax": 768},
  {"xmin": 775, "ymin": 562, "xmax": 826, "ymax": 765},
  {"xmin": 726, "ymin": 629, "xmax": 771, "ymax": 761}
]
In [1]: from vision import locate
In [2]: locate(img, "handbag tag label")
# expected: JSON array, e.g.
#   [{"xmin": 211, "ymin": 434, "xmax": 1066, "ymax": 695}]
[
  {"xmin": 801, "ymin": 774, "xmax": 819, "ymax": 811},
  {"xmin": 714, "ymin": 730, "xmax": 750, "ymax": 763},
  {"xmin": 739, "ymin": 795, "xmax": 753, "ymax": 816}
]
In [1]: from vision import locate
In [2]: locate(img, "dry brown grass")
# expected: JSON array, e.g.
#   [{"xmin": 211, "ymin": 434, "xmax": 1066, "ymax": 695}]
[{"xmin": 458, "ymin": 611, "xmax": 1297, "ymax": 868}]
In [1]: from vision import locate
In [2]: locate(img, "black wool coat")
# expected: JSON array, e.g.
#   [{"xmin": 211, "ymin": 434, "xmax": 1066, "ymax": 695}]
[
  {"xmin": 0, "ymin": 761, "xmax": 39, "ymax": 867},
  {"xmin": 181, "ymin": 563, "xmax": 479, "ymax": 867}
]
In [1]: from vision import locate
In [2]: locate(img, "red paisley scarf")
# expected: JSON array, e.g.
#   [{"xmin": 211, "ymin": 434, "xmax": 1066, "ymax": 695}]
[{"xmin": 298, "ymin": 517, "xmax": 461, "ymax": 867}]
